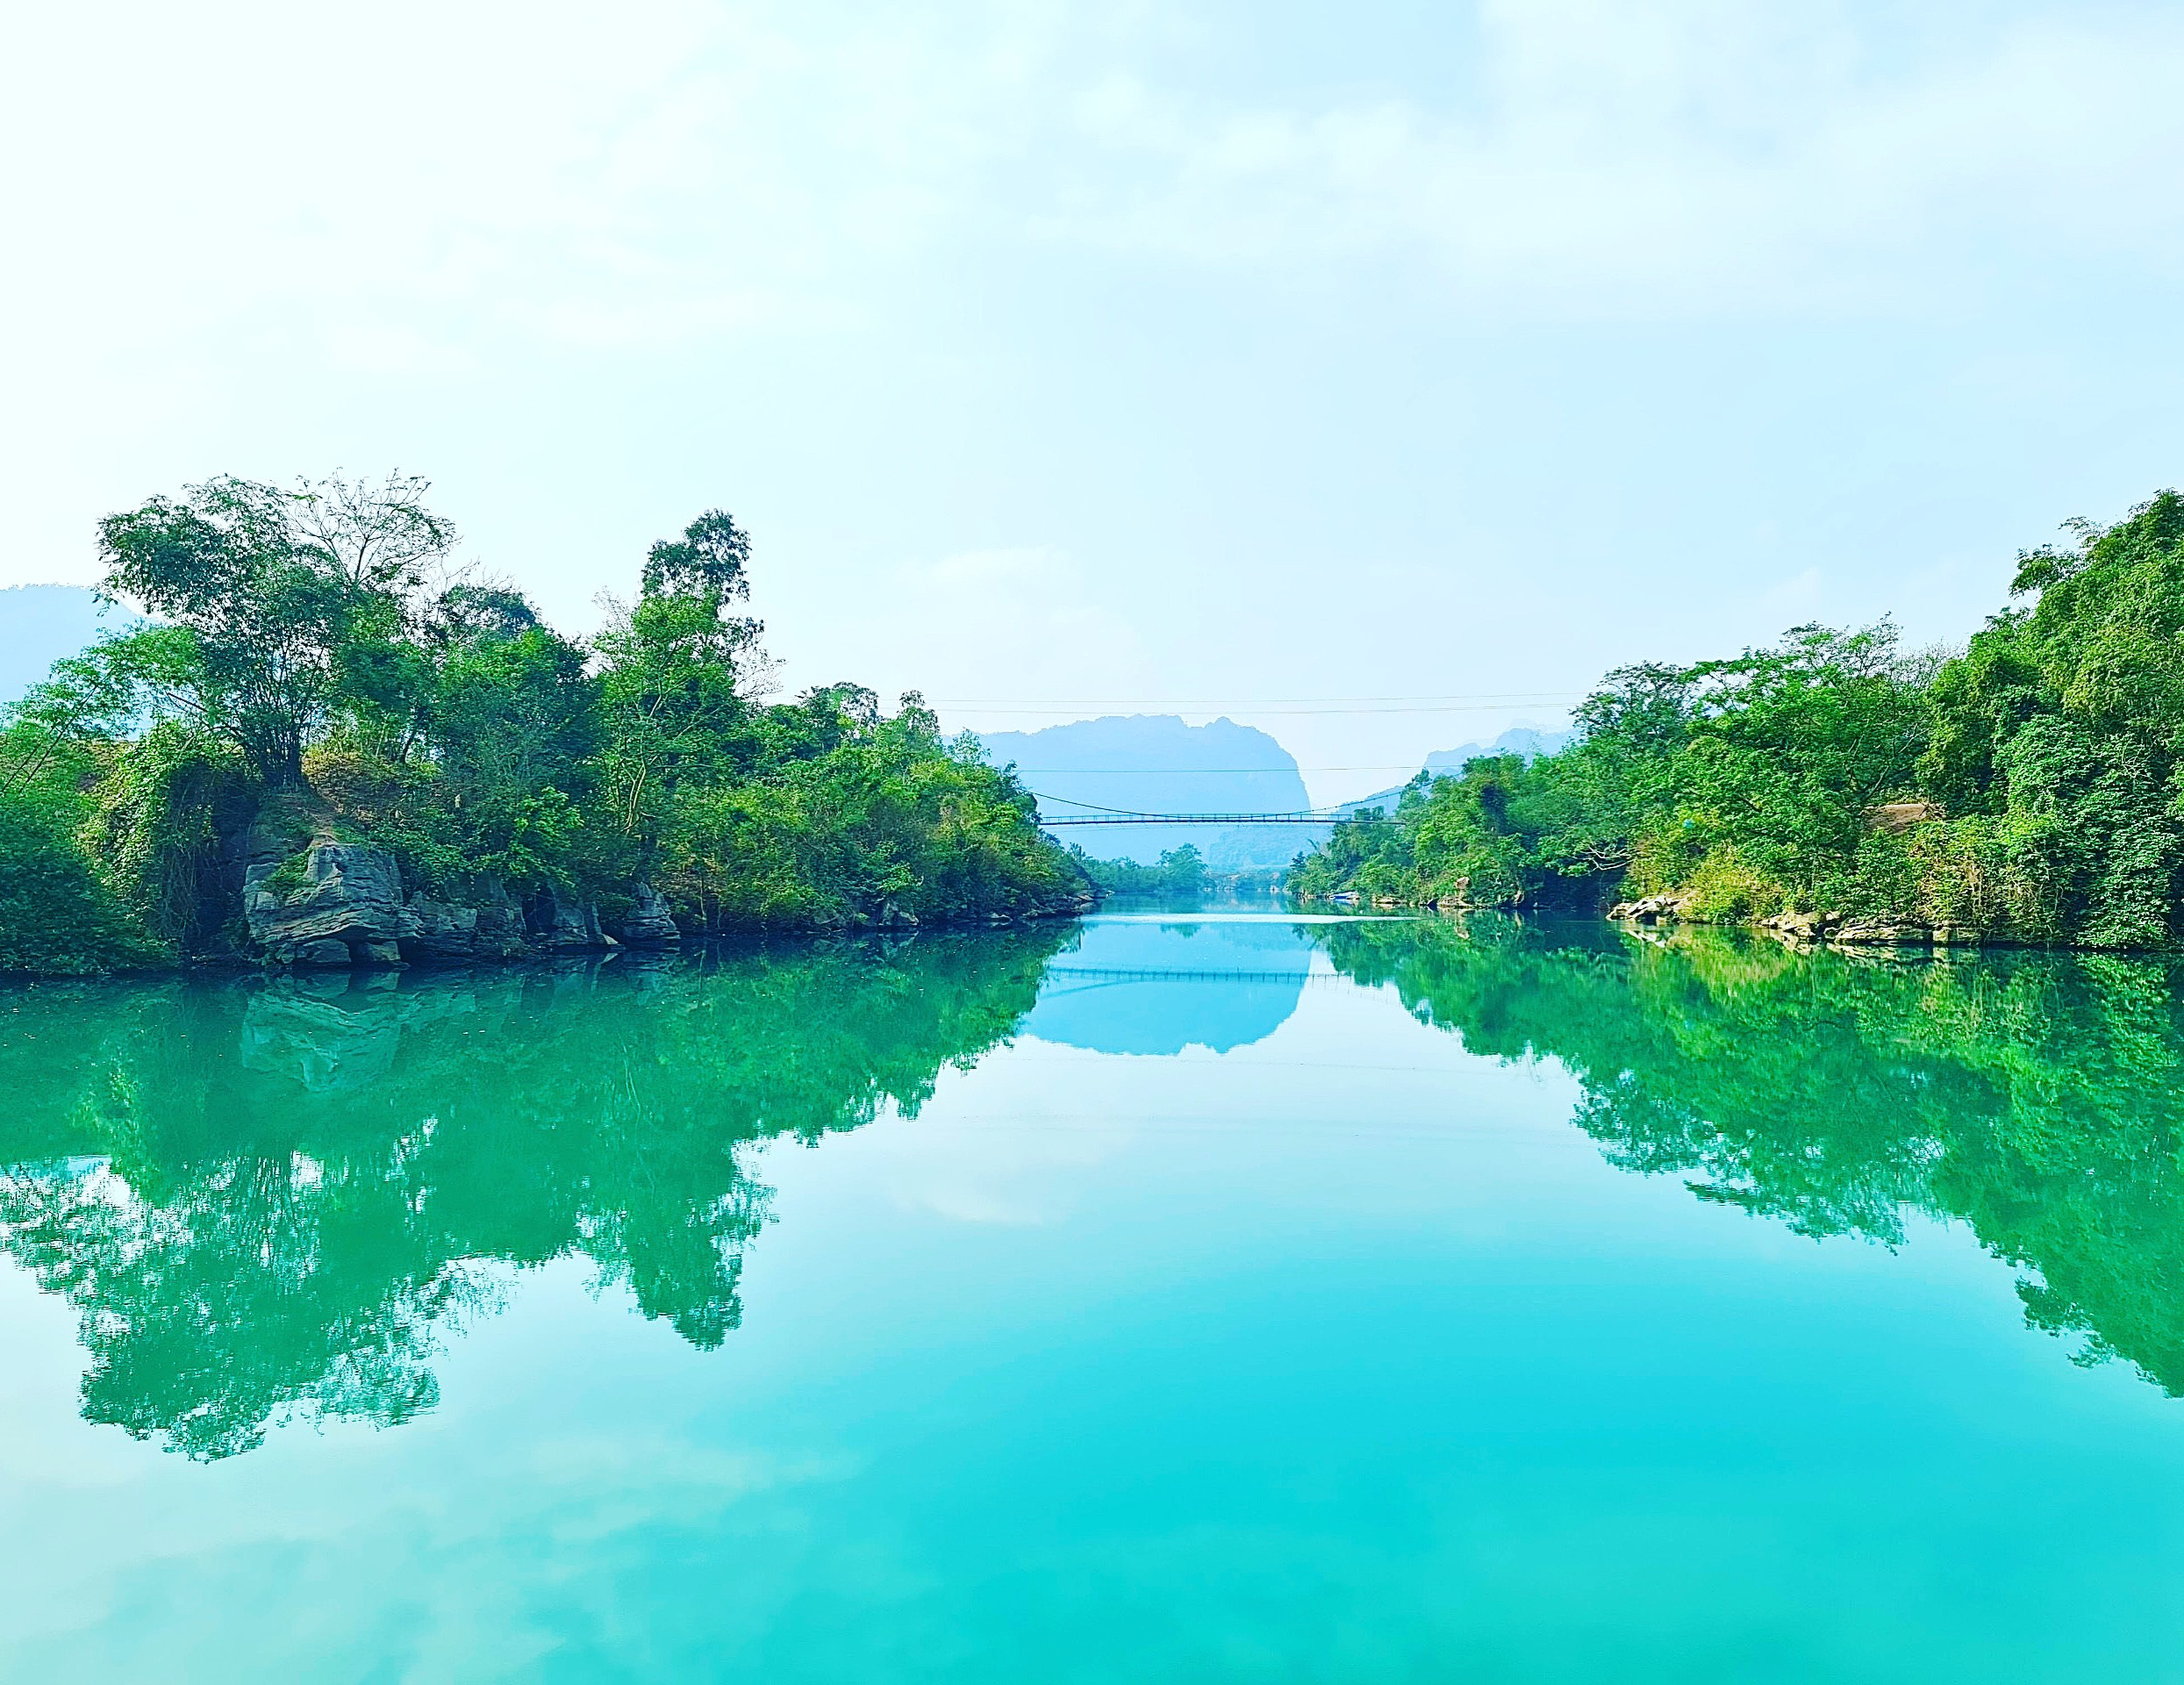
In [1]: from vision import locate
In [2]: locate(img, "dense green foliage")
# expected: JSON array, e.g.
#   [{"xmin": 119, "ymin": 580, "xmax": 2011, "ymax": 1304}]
[
  {"xmin": 1293, "ymin": 491, "xmax": 2184, "ymax": 945},
  {"xmin": 0, "ymin": 930, "xmax": 1064, "ymax": 1457},
  {"xmin": 1317, "ymin": 916, "xmax": 2184, "ymax": 1395},
  {"xmin": 2, "ymin": 475, "xmax": 1077, "ymax": 967},
  {"xmin": 0, "ymin": 729, "xmax": 168, "ymax": 973},
  {"xmin": 1067, "ymin": 843, "xmax": 1210, "ymax": 896}
]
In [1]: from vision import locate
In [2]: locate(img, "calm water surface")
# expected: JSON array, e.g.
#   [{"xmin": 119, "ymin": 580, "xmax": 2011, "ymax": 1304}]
[{"xmin": 4, "ymin": 909, "xmax": 2184, "ymax": 1681}]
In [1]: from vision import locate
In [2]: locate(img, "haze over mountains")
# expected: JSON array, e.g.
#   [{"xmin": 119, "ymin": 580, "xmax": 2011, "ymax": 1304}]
[
  {"xmin": 979, "ymin": 715, "xmax": 1323, "ymax": 868},
  {"xmin": 0, "ymin": 585, "xmax": 112, "ymax": 704},
  {"xmin": 981, "ymin": 717, "xmax": 1576, "ymax": 868}
]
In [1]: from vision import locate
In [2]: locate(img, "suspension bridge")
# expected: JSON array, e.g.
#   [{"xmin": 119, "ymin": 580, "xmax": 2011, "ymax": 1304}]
[{"xmin": 1031, "ymin": 798, "xmax": 1395, "ymax": 828}]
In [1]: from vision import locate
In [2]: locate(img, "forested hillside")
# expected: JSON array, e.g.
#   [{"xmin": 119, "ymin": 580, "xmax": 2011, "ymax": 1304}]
[
  {"xmin": 1293, "ymin": 490, "xmax": 2184, "ymax": 949},
  {"xmin": 0, "ymin": 475, "xmax": 1082, "ymax": 972}
]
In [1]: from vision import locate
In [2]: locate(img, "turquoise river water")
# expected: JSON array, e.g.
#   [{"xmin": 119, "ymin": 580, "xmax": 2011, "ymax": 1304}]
[{"xmin": 3, "ymin": 908, "xmax": 2183, "ymax": 1681}]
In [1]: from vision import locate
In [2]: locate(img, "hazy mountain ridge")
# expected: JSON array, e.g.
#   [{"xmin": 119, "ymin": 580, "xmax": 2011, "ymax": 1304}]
[
  {"xmin": 978, "ymin": 714, "xmax": 1327, "ymax": 868},
  {"xmin": 0, "ymin": 584, "xmax": 113, "ymax": 706}
]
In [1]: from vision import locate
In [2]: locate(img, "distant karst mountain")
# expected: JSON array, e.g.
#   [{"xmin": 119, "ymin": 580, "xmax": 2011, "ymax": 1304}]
[
  {"xmin": 978, "ymin": 715, "xmax": 1328, "ymax": 868},
  {"xmin": 0, "ymin": 584, "xmax": 113, "ymax": 706},
  {"xmin": 1337, "ymin": 725, "xmax": 1575, "ymax": 817}
]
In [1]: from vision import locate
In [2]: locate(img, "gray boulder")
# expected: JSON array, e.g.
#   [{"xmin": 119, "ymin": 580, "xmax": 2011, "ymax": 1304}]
[
  {"xmin": 406, "ymin": 894, "xmax": 483, "ymax": 960},
  {"xmin": 1831, "ymin": 919, "xmax": 1933, "ymax": 947},
  {"xmin": 529, "ymin": 888, "xmax": 618, "ymax": 952},
  {"xmin": 604, "ymin": 882, "xmax": 680, "ymax": 947},
  {"xmin": 1608, "ymin": 893, "xmax": 1695, "ymax": 925},
  {"xmin": 245, "ymin": 842, "xmax": 419, "ymax": 967}
]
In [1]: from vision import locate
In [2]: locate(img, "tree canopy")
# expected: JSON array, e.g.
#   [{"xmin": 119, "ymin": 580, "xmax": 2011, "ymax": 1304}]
[
  {"xmin": 2, "ymin": 476, "xmax": 1078, "ymax": 970},
  {"xmin": 1292, "ymin": 489, "xmax": 2184, "ymax": 948}
]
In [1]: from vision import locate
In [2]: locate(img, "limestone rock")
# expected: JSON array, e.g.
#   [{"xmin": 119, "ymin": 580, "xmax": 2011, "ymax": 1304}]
[
  {"xmin": 397, "ymin": 875, "xmax": 529, "ymax": 963},
  {"xmin": 1831, "ymin": 919, "xmax": 1933, "ymax": 946},
  {"xmin": 528, "ymin": 888, "xmax": 617, "ymax": 952},
  {"xmin": 1758, "ymin": 907, "xmax": 1844, "ymax": 944},
  {"xmin": 1865, "ymin": 800, "xmax": 1945, "ymax": 835},
  {"xmin": 603, "ymin": 882, "xmax": 680, "ymax": 948},
  {"xmin": 245, "ymin": 841, "xmax": 418, "ymax": 967},
  {"xmin": 1608, "ymin": 893, "xmax": 1694, "ymax": 925},
  {"xmin": 406, "ymin": 895, "xmax": 482, "ymax": 959}
]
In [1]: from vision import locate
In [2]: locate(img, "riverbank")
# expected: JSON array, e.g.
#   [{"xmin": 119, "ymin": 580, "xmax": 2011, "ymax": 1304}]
[
  {"xmin": 5, "ymin": 820, "xmax": 1097, "ymax": 979},
  {"xmin": 1605, "ymin": 893, "xmax": 1994, "ymax": 950},
  {"xmin": 1297, "ymin": 886, "xmax": 2095, "ymax": 955}
]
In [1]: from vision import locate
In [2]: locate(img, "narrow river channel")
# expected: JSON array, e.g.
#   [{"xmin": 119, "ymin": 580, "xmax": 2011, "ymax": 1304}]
[{"xmin": 2, "ymin": 908, "xmax": 2180, "ymax": 1681}]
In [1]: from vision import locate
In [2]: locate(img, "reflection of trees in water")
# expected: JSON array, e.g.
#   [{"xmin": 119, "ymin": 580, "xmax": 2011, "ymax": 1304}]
[
  {"xmin": 0, "ymin": 931, "xmax": 1064, "ymax": 1459},
  {"xmin": 1317, "ymin": 916, "xmax": 2184, "ymax": 1396}
]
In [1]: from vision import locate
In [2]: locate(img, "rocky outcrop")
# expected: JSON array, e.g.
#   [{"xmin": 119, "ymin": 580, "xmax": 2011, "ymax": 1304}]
[
  {"xmin": 526, "ymin": 888, "xmax": 618, "ymax": 952},
  {"xmin": 401, "ymin": 893, "xmax": 524, "ymax": 962},
  {"xmin": 236, "ymin": 804, "xmax": 642, "ymax": 965},
  {"xmin": 1601, "ymin": 899, "xmax": 1987, "ymax": 950},
  {"xmin": 230, "ymin": 793, "xmax": 1084, "ymax": 962},
  {"xmin": 1755, "ymin": 907, "xmax": 1837, "ymax": 943},
  {"xmin": 602, "ymin": 882, "xmax": 679, "ymax": 947},
  {"xmin": 244, "ymin": 842, "xmax": 418, "ymax": 967},
  {"xmin": 1832, "ymin": 919, "xmax": 1934, "ymax": 946},
  {"xmin": 1608, "ymin": 893, "xmax": 1696, "ymax": 926},
  {"xmin": 1865, "ymin": 800, "xmax": 1945, "ymax": 835},
  {"xmin": 405, "ymin": 894, "xmax": 481, "ymax": 959}
]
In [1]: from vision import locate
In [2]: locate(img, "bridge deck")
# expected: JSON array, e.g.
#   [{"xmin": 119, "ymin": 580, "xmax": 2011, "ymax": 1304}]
[{"xmin": 1038, "ymin": 812, "xmax": 1387, "ymax": 826}]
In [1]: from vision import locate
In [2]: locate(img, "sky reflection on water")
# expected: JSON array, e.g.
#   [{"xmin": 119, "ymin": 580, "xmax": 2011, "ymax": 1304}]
[{"xmin": 2, "ymin": 914, "xmax": 2182, "ymax": 1681}]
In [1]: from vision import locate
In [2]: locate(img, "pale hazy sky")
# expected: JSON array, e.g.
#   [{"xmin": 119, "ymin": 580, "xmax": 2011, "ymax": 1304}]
[{"xmin": 6, "ymin": 1, "xmax": 2183, "ymax": 802}]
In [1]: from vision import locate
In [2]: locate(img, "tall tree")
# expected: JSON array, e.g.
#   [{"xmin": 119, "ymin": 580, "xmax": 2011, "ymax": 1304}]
[{"xmin": 93, "ymin": 477, "xmax": 362, "ymax": 784}]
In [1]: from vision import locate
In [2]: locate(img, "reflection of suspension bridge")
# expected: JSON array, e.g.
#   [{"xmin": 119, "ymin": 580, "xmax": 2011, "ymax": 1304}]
[{"xmin": 1042, "ymin": 965, "xmax": 1317, "ymax": 983}]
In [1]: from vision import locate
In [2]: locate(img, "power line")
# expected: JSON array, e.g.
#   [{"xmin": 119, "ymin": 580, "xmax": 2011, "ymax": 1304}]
[
  {"xmin": 949, "ymin": 702, "xmax": 1574, "ymax": 718},
  {"xmin": 928, "ymin": 691, "xmax": 1573, "ymax": 706},
  {"xmin": 1006, "ymin": 764, "xmax": 1466, "ymax": 774}
]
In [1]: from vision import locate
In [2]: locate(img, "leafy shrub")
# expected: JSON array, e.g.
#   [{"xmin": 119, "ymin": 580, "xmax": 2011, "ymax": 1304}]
[{"xmin": 0, "ymin": 764, "xmax": 167, "ymax": 973}]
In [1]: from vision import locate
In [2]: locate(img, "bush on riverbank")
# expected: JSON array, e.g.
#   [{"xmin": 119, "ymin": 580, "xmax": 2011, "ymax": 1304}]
[
  {"xmin": 1291, "ymin": 489, "xmax": 2184, "ymax": 947},
  {"xmin": 0, "ymin": 476, "xmax": 1078, "ymax": 971},
  {"xmin": 0, "ymin": 723, "xmax": 174, "ymax": 973}
]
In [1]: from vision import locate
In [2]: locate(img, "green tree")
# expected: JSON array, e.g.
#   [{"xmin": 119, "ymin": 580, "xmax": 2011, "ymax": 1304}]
[{"xmin": 85, "ymin": 476, "xmax": 448, "ymax": 785}]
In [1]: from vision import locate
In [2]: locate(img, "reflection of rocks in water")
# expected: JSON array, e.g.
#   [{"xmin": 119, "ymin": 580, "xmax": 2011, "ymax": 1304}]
[
  {"xmin": 241, "ymin": 971, "xmax": 483, "ymax": 1092},
  {"xmin": 1022, "ymin": 919, "xmax": 1314, "ymax": 1056},
  {"xmin": 0, "ymin": 930, "xmax": 1066, "ymax": 1459}
]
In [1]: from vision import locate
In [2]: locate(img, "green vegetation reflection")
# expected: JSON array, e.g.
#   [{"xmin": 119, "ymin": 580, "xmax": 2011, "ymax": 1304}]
[
  {"xmin": 0, "ymin": 929, "xmax": 1064, "ymax": 1459},
  {"xmin": 1318, "ymin": 916, "xmax": 2184, "ymax": 1395}
]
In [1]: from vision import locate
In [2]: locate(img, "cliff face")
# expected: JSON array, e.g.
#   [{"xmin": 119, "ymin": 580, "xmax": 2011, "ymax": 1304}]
[
  {"xmin": 231, "ymin": 826, "xmax": 1085, "ymax": 972},
  {"xmin": 232, "ymin": 799, "xmax": 664, "ymax": 969},
  {"xmin": 240, "ymin": 838, "xmax": 619, "ymax": 968}
]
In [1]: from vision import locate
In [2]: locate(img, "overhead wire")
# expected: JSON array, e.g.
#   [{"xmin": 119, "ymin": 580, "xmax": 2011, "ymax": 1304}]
[
  {"xmin": 927, "ymin": 690, "xmax": 1573, "ymax": 706},
  {"xmin": 946, "ymin": 702, "xmax": 1574, "ymax": 717}
]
